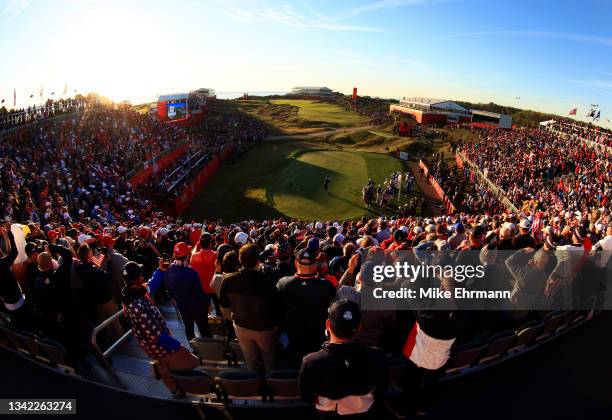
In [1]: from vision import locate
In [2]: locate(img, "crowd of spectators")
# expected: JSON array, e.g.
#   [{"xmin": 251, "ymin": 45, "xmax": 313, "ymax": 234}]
[
  {"xmin": 0, "ymin": 98, "xmax": 86, "ymax": 131},
  {"xmin": 1, "ymin": 206, "xmax": 610, "ymax": 416},
  {"xmin": 549, "ymin": 120, "xmax": 612, "ymax": 148},
  {"xmin": 457, "ymin": 126, "xmax": 611, "ymax": 215},
  {"xmin": 1, "ymin": 106, "xmax": 611, "ymax": 418}
]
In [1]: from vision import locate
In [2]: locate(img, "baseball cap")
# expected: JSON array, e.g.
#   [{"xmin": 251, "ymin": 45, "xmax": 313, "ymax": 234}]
[
  {"xmin": 333, "ymin": 233, "xmax": 345, "ymax": 244},
  {"xmin": 77, "ymin": 233, "xmax": 91, "ymax": 246},
  {"xmin": 519, "ymin": 219, "xmax": 531, "ymax": 230},
  {"xmin": 296, "ymin": 248, "xmax": 316, "ymax": 265},
  {"xmin": 328, "ymin": 299, "xmax": 361, "ymax": 339},
  {"xmin": 25, "ymin": 242, "xmax": 43, "ymax": 255},
  {"xmin": 122, "ymin": 261, "xmax": 144, "ymax": 283},
  {"xmin": 275, "ymin": 240, "xmax": 293, "ymax": 259},
  {"xmin": 117, "ymin": 226, "xmax": 127, "ymax": 234},
  {"xmin": 307, "ymin": 237, "xmax": 320, "ymax": 252},
  {"xmin": 100, "ymin": 235, "xmax": 115, "ymax": 247},
  {"xmin": 173, "ymin": 242, "xmax": 191, "ymax": 258},
  {"xmin": 234, "ymin": 231, "xmax": 248, "ymax": 245}
]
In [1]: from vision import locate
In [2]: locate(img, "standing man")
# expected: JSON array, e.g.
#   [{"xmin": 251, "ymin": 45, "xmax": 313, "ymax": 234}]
[
  {"xmin": 219, "ymin": 244, "xmax": 280, "ymax": 374},
  {"xmin": 324, "ymin": 177, "xmax": 331, "ymax": 194},
  {"xmin": 148, "ymin": 242, "xmax": 212, "ymax": 342},
  {"xmin": 190, "ymin": 233, "xmax": 218, "ymax": 311},
  {"xmin": 277, "ymin": 248, "xmax": 336, "ymax": 366},
  {"xmin": 299, "ymin": 300, "xmax": 388, "ymax": 417}
]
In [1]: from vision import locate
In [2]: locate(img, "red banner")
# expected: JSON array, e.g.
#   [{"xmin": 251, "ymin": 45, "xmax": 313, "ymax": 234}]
[{"xmin": 129, "ymin": 144, "xmax": 189, "ymax": 186}]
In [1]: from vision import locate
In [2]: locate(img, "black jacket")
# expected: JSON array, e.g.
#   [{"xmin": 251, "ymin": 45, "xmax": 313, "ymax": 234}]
[
  {"xmin": 277, "ymin": 274, "xmax": 336, "ymax": 333},
  {"xmin": 34, "ymin": 244, "xmax": 75, "ymax": 320},
  {"xmin": 76, "ymin": 261, "xmax": 113, "ymax": 305},
  {"xmin": 299, "ymin": 341, "xmax": 387, "ymax": 414},
  {"xmin": 219, "ymin": 269, "xmax": 280, "ymax": 331}
]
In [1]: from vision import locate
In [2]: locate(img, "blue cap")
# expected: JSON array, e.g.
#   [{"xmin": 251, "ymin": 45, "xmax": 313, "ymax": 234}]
[{"xmin": 307, "ymin": 237, "xmax": 319, "ymax": 252}]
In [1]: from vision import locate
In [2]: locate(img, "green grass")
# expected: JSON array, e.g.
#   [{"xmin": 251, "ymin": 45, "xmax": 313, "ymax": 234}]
[
  {"xmin": 182, "ymin": 139, "xmax": 405, "ymax": 222},
  {"xmin": 270, "ymin": 99, "xmax": 368, "ymax": 126}
]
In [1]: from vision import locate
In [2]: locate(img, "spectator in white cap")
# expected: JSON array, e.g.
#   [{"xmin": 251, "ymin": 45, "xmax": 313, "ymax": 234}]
[
  {"xmin": 234, "ymin": 231, "xmax": 249, "ymax": 247},
  {"xmin": 512, "ymin": 219, "xmax": 536, "ymax": 249}
]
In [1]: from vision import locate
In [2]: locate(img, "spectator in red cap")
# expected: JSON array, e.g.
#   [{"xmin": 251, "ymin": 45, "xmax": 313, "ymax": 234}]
[{"xmin": 149, "ymin": 241, "xmax": 212, "ymax": 342}]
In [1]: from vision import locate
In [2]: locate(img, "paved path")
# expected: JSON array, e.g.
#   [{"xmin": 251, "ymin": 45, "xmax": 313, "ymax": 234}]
[{"xmin": 406, "ymin": 160, "xmax": 444, "ymax": 216}]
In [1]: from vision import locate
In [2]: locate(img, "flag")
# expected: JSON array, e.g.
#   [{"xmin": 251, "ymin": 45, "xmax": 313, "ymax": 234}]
[
  {"xmin": 586, "ymin": 109, "xmax": 595, "ymax": 118},
  {"xmin": 594, "ymin": 110, "xmax": 601, "ymax": 120},
  {"xmin": 63, "ymin": 84, "xmax": 67, "ymax": 95},
  {"xmin": 1, "ymin": 99, "xmax": 4, "ymax": 104},
  {"xmin": 568, "ymin": 108, "xmax": 577, "ymax": 116},
  {"xmin": 91, "ymin": 253, "xmax": 106, "ymax": 268}
]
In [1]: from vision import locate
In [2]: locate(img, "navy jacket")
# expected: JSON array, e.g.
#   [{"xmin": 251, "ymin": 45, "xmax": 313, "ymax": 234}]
[{"xmin": 149, "ymin": 264, "xmax": 210, "ymax": 317}]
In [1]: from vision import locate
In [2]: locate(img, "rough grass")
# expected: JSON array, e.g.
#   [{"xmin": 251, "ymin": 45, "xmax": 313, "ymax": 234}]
[
  {"xmin": 234, "ymin": 99, "xmax": 368, "ymax": 135},
  {"xmin": 270, "ymin": 99, "xmax": 369, "ymax": 126}
]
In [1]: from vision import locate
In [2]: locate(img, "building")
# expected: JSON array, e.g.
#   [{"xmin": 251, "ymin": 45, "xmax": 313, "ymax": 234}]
[
  {"xmin": 390, "ymin": 97, "xmax": 472, "ymax": 124},
  {"xmin": 193, "ymin": 88, "xmax": 216, "ymax": 99},
  {"xmin": 290, "ymin": 86, "xmax": 333, "ymax": 96},
  {"xmin": 472, "ymin": 109, "xmax": 513, "ymax": 129},
  {"xmin": 390, "ymin": 96, "xmax": 512, "ymax": 128}
]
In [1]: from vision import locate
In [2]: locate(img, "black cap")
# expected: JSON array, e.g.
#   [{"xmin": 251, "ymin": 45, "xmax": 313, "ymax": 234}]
[
  {"xmin": 393, "ymin": 229, "xmax": 406, "ymax": 241},
  {"xmin": 122, "ymin": 261, "xmax": 144, "ymax": 283},
  {"xmin": 328, "ymin": 299, "xmax": 361, "ymax": 339},
  {"xmin": 25, "ymin": 242, "xmax": 40, "ymax": 255},
  {"xmin": 296, "ymin": 248, "xmax": 316, "ymax": 265}
]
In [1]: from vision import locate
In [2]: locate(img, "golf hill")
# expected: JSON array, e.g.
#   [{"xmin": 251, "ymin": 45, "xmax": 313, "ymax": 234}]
[
  {"xmin": 183, "ymin": 98, "xmax": 435, "ymax": 222},
  {"xmin": 234, "ymin": 98, "xmax": 370, "ymax": 135}
]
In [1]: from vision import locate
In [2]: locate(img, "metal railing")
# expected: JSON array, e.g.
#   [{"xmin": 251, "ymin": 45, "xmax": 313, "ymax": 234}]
[
  {"xmin": 90, "ymin": 309, "xmax": 133, "ymax": 389},
  {"xmin": 457, "ymin": 151, "xmax": 520, "ymax": 213}
]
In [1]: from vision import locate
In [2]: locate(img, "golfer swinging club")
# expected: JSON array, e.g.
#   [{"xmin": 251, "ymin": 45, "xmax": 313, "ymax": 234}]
[{"xmin": 324, "ymin": 177, "xmax": 331, "ymax": 194}]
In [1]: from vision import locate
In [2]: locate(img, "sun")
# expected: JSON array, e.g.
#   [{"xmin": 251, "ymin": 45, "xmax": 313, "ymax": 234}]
[{"xmin": 50, "ymin": 11, "xmax": 163, "ymax": 103}]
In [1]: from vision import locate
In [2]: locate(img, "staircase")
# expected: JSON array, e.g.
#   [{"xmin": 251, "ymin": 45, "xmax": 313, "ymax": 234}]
[{"xmin": 85, "ymin": 304, "xmax": 190, "ymax": 399}]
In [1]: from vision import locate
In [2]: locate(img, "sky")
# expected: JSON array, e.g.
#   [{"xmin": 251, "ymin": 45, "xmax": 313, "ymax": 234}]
[{"xmin": 1, "ymin": 0, "xmax": 611, "ymax": 127}]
